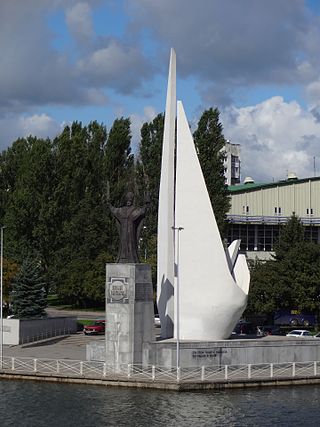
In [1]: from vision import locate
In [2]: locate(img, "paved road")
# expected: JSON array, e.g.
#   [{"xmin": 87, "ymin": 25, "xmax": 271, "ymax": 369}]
[
  {"xmin": 6, "ymin": 307, "xmax": 292, "ymax": 362},
  {"xmin": 4, "ymin": 333, "xmax": 105, "ymax": 361}
]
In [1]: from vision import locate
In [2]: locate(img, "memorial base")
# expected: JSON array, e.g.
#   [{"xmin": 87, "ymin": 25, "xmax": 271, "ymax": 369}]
[
  {"xmin": 102, "ymin": 263, "xmax": 155, "ymax": 369},
  {"xmin": 144, "ymin": 337, "xmax": 320, "ymax": 368}
]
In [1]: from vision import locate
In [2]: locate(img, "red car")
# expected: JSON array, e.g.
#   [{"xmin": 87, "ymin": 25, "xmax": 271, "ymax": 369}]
[{"xmin": 83, "ymin": 320, "xmax": 105, "ymax": 335}]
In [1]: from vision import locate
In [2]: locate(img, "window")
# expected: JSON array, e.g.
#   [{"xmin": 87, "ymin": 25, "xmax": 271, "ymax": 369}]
[
  {"xmin": 279, "ymin": 207, "xmax": 281, "ymax": 214},
  {"xmin": 307, "ymin": 208, "xmax": 309, "ymax": 215},
  {"xmin": 246, "ymin": 206, "xmax": 249, "ymax": 213},
  {"xmin": 274, "ymin": 207, "xmax": 277, "ymax": 214}
]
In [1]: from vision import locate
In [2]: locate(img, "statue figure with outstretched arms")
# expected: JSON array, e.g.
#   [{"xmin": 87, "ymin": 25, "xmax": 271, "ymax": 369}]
[{"xmin": 107, "ymin": 188, "xmax": 149, "ymax": 263}]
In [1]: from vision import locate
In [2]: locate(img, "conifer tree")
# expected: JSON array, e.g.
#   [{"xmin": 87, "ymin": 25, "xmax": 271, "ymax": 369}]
[
  {"xmin": 139, "ymin": 113, "xmax": 164, "ymax": 235},
  {"xmin": 12, "ymin": 259, "xmax": 47, "ymax": 318},
  {"xmin": 105, "ymin": 117, "xmax": 134, "ymax": 205},
  {"xmin": 138, "ymin": 114, "xmax": 164, "ymax": 283},
  {"xmin": 193, "ymin": 108, "xmax": 230, "ymax": 235}
]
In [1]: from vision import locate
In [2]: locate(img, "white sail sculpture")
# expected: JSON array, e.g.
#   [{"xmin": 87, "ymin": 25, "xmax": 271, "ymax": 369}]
[
  {"xmin": 157, "ymin": 50, "xmax": 250, "ymax": 341},
  {"xmin": 157, "ymin": 48, "xmax": 176, "ymax": 338}
]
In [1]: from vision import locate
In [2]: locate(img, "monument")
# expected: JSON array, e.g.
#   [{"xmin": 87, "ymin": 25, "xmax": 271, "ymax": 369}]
[
  {"xmin": 88, "ymin": 49, "xmax": 250, "ymax": 367},
  {"xmin": 103, "ymin": 190, "xmax": 155, "ymax": 368},
  {"xmin": 107, "ymin": 191, "xmax": 148, "ymax": 263},
  {"xmin": 157, "ymin": 49, "xmax": 250, "ymax": 341},
  {"xmin": 87, "ymin": 50, "xmax": 320, "ymax": 372}
]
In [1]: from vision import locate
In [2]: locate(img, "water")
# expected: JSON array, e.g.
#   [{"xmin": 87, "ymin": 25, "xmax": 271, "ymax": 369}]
[{"xmin": 0, "ymin": 380, "xmax": 320, "ymax": 426}]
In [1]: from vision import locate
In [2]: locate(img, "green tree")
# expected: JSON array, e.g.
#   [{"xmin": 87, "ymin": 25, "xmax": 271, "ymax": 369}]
[
  {"xmin": 193, "ymin": 108, "xmax": 230, "ymax": 235},
  {"xmin": 104, "ymin": 117, "xmax": 135, "ymax": 265},
  {"xmin": 138, "ymin": 113, "xmax": 164, "ymax": 234},
  {"xmin": 273, "ymin": 213, "xmax": 305, "ymax": 261},
  {"xmin": 12, "ymin": 259, "xmax": 47, "ymax": 318},
  {"xmin": 52, "ymin": 121, "xmax": 113, "ymax": 306},
  {"xmin": 105, "ymin": 117, "xmax": 134, "ymax": 205},
  {"xmin": 247, "ymin": 215, "xmax": 320, "ymax": 315},
  {"xmin": 138, "ymin": 114, "xmax": 164, "ymax": 283},
  {"xmin": 1, "ymin": 136, "xmax": 55, "ymax": 291}
]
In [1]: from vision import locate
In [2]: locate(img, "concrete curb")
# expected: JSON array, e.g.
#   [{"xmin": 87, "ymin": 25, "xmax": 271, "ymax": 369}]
[{"xmin": 2, "ymin": 371, "xmax": 320, "ymax": 391}]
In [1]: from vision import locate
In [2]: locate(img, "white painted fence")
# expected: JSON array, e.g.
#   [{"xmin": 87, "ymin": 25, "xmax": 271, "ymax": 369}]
[{"xmin": 1, "ymin": 357, "xmax": 320, "ymax": 383}]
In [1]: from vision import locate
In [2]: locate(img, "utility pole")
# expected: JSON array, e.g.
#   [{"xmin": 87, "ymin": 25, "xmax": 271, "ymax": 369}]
[
  {"xmin": 172, "ymin": 226, "xmax": 184, "ymax": 377},
  {"xmin": 0, "ymin": 226, "xmax": 5, "ymax": 367}
]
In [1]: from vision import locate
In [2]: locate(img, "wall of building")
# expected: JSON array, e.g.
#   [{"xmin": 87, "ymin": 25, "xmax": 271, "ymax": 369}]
[
  {"xmin": 224, "ymin": 142, "xmax": 241, "ymax": 186},
  {"xmin": 227, "ymin": 177, "xmax": 320, "ymax": 253},
  {"xmin": 229, "ymin": 178, "xmax": 320, "ymax": 220}
]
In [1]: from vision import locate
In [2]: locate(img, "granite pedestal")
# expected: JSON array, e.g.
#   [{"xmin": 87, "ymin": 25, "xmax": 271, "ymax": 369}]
[{"xmin": 101, "ymin": 263, "xmax": 155, "ymax": 369}]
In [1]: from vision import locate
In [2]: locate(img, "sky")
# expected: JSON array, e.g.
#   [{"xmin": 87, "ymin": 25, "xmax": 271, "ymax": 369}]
[{"xmin": 1, "ymin": 0, "xmax": 320, "ymax": 182}]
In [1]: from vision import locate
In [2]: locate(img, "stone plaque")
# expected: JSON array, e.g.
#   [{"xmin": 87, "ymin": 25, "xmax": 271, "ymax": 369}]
[
  {"xmin": 107, "ymin": 277, "xmax": 129, "ymax": 303},
  {"xmin": 192, "ymin": 349, "xmax": 228, "ymax": 359},
  {"xmin": 135, "ymin": 283, "xmax": 153, "ymax": 301}
]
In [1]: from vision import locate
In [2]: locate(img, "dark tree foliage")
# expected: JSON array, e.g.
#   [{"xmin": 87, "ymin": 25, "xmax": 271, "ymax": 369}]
[
  {"xmin": 12, "ymin": 259, "xmax": 47, "ymax": 318},
  {"xmin": 193, "ymin": 108, "xmax": 230, "ymax": 235},
  {"xmin": 51, "ymin": 121, "xmax": 115, "ymax": 306},
  {"xmin": 0, "ymin": 120, "xmax": 124, "ymax": 307},
  {"xmin": 105, "ymin": 117, "xmax": 134, "ymax": 205},
  {"xmin": 247, "ymin": 214, "xmax": 320, "ymax": 315},
  {"xmin": 0, "ymin": 136, "xmax": 55, "ymax": 290},
  {"xmin": 139, "ymin": 113, "xmax": 164, "ymax": 233},
  {"xmin": 273, "ymin": 213, "xmax": 305, "ymax": 261},
  {"xmin": 0, "ymin": 107, "xmax": 232, "ymax": 307},
  {"xmin": 138, "ymin": 113, "xmax": 164, "ymax": 284}
]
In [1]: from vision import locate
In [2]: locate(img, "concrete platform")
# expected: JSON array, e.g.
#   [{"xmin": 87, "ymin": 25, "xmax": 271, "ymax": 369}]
[{"xmin": 146, "ymin": 336, "xmax": 320, "ymax": 368}]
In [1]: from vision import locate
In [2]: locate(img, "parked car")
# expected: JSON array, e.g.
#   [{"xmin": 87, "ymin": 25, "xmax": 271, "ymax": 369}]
[
  {"xmin": 83, "ymin": 320, "xmax": 105, "ymax": 335},
  {"xmin": 286, "ymin": 329, "xmax": 313, "ymax": 338},
  {"xmin": 274, "ymin": 309, "xmax": 316, "ymax": 327}
]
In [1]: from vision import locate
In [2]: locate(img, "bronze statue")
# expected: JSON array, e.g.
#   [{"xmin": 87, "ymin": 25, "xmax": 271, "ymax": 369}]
[{"xmin": 107, "ymin": 190, "xmax": 149, "ymax": 263}]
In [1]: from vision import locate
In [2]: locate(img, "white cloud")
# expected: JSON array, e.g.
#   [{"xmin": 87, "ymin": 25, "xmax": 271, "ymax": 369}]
[
  {"xmin": 65, "ymin": 2, "xmax": 94, "ymax": 43},
  {"xmin": 130, "ymin": 106, "xmax": 158, "ymax": 153},
  {"xmin": 0, "ymin": 114, "xmax": 61, "ymax": 150},
  {"xmin": 0, "ymin": 1, "xmax": 152, "ymax": 113},
  {"xmin": 221, "ymin": 97, "xmax": 320, "ymax": 182},
  {"xmin": 76, "ymin": 40, "xmax": 152, "ymax": 94},
  {"xmin": 305, "ymin": 79, "xmax": 320, "ymax": 108},
  {"xmin": 18, "ymin": 114, "xmax": 61, "ymax": 138}
]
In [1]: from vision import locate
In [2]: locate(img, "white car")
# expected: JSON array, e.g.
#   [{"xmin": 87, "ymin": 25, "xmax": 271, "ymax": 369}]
[{"xmin": 286, "ymin": 329, "xmax": 313, "ymax": 338}]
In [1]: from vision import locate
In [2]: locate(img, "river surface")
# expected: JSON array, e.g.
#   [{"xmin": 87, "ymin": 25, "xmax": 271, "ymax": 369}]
[{"xmin": 0, "ymin": 380, "xmax": 320, "ymax": 426}]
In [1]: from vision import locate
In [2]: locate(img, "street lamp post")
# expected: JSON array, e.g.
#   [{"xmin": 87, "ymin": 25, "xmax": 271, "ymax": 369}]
[
  {"xmin": 0, "ymin": 226, "xmax": 5, "ymax": 367},
  {"xmin": 172, "ymin": 226, "xmax": 184, "ymax": 378}
]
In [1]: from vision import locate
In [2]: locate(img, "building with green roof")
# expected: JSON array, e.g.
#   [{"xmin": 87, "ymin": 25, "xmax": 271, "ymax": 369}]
[{"xmin": 227, "ymin": 174, "xmax": 320, "ymax": 258}]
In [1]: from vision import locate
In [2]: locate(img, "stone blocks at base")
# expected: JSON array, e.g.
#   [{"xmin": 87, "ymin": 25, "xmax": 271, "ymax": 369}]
[{"xmin": 93, "ymin": 263, "xmax": 155, "ymax": 368}]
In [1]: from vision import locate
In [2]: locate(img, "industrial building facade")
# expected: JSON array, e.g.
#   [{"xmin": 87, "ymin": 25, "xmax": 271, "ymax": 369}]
[
  {"xmin": 224, "ymin": 141, "xmax": 241, "ymax": 186},
  {"xmin": 227, "ymin": 176, "xmax": 320, "ymax": 256}
]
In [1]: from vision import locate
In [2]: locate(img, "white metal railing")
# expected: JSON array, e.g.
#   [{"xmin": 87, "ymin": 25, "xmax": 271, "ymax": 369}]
[
  {"xmin": 227, "ymin": 214, "xmax": 320, "ymax": 225},
  {"xmin": 1, "ymin": 357, "xmax": 320, "ymax": 384}
]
